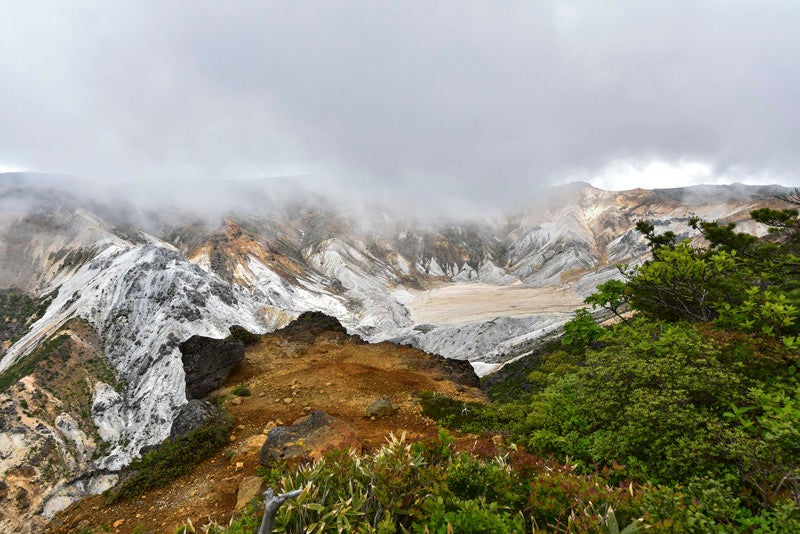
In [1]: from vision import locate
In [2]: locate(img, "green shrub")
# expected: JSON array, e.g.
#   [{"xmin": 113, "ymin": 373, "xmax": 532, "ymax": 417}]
[
  {"xmin": 106, "ymin": 411, "xmax": 233, "ymax": 503},
  {"xmin": 202, "ymin": 430, "xmax": 800, "ymax": 534},
  {"xmin": 231, "ymin": 384, "xmax": 252, "ymax": 396},
  {"xmin": 527, "ymin": 319, "xmax": 754, "ymax": 482},
  {"xmin": 445, "ymin": 453, "xmax": 516, "ymax": 504},
  {"xmin": 228, "ymin": 325, "xmax": 261, "ymax": 345},
  {"xmin": 561, "ymin": 308, "xmax": 603, "ymax": 351},
  {"xmin": 417, "ymin": 391, "xmax": 529, "ymax": 436},
  {"xmin": 413, "ymin": 496, "xmax": 526, "ymax": 533}
]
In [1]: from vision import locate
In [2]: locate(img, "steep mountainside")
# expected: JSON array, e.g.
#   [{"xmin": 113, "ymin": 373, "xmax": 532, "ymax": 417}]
[
  {"xmin": 47, "ymin": 312, "xmax": 484, "ymax": 534},
  {"xmin": 0, "ymin": 173, "xmax": 793, "ymax": 530}
]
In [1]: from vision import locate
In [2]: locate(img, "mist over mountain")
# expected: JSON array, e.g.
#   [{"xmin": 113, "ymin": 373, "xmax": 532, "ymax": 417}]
[
  {"xmin": 3, "ymin": 2, "xmax": 800, "ymax": 206},
  {"xmin": 0, "ymin": 172, "xmax": 796, "ymax": 531}
]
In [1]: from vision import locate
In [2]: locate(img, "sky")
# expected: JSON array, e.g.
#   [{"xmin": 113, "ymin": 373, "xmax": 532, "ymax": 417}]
[{"xmin": 1, "ymin": 1, "xmax": 799, "ymax": 212}]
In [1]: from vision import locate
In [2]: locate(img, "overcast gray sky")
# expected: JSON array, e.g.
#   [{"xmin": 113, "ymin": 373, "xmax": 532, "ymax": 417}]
[{"xmin": 1, "ymin": 1, "xmax": 798, "ymax": 211}]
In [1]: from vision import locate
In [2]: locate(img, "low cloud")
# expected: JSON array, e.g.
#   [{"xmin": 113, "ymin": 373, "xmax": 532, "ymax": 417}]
[{"xmin": 1, "ymin": 1, "xmax": 798, "ymax": 214}]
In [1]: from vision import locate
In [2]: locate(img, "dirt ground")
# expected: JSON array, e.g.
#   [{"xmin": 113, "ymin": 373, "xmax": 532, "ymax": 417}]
[{"xmin": 47, "ymin": 325, "xmax": 487, "ymax": 534}]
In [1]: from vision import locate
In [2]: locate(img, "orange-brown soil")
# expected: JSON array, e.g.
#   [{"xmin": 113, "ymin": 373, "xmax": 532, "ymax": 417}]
[{"xmin": 47, "ymin": 324, "xmax": 487, "ymax": 534}]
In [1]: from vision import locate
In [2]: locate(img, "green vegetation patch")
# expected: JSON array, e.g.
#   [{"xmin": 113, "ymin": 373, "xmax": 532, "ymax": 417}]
[
  {"xmin": 228, "ymin": 325, "xmax": 261, "ymax": 345},
  {"xmin": 231, "ymin": 384, "xmax": 252, "ymax": 396},
  {"xmin": 0, "ymin": 288, "xmax": 57, "ymax": 348},
  {"xmin": 417, "ymin": 391, "xmax": 528, "ymax": 437},
  {"xmin": 106, "ymin": 411, "xmax": 234, "ymax": 503},
  {"xmin": 480, "ymin": 338, "xmax": 562, "ymax": 403},
  {"xmin": 203, "ymin": 431, "xmax": 800, "ymax": 533},
  {"xmin": 0, "ymin": 333, "xmax": 68, "ymax": 392}
]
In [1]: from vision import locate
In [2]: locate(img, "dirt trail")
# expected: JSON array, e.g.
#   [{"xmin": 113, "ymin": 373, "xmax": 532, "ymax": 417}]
[{"xmin": 48, "ymin": 322, "xmax": 485, "ymax": 534}]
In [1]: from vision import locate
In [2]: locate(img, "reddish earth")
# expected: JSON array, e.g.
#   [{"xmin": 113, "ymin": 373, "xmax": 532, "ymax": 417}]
[{"xmin": 47, "ymin": 322, "xmax": 487, "ymax": 534}]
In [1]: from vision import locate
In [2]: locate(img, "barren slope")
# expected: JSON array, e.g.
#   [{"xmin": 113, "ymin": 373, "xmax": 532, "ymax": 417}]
[
  {"xmin": 47, "ymin": 316, "xmax": 486, "ymax": 534},
  {"xmin": 405, "ymin": 283, "xmax": 583, "ymax": 325}
]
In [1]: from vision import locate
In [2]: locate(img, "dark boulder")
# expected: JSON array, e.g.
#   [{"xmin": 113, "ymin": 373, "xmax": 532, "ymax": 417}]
[
  {"xmin": 169, "ymin": 399, "xmax": 221, "ymax": 439},
  {"xmin": 179, "ymin": 335, "xmax": 245, "ymax": 399},
  {"xmin": 433, "ymin": 356, "xmax": 481, "ymax": 387},
  {"xmin": 402, "ymin": 351, "xmax": 481, "ymax": 388},
  {"xmin": 280, "ymin": 312, "xmax": 352, "ymax": 345}
]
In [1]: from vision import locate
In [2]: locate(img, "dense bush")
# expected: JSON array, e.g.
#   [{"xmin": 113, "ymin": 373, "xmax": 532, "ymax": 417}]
[
  {"xmin": 203, "ymin": 432, "xmax": 800, "ymax": 533},
  {"xmin": 196, "ymin": 205, "xmax": 800, "ymax": 532},
  {"xmin": 525, "ymin": 318, "xmax": 799, "ymax": 485},
  {"xmin": 208, "ymin": 432, "xmax": 651, "ymax": 533}
]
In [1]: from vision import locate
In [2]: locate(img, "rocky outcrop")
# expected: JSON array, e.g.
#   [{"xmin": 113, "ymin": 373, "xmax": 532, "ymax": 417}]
[
  {"xmin": 406, "ymin": 351, "xmax": 481, "ymax": 387},
  {"xmin": 169, "ymin": 400, "xmax": 221, "ymax": 439},
  {"xmin": 259, "ymin": 411, "xmax": 358, "ymax": 467},
  {"xmin": 280, "ymin": 311, "xmax": 350, "ymax": 343},
  {"xmin": 236, "ymin": 476, "xmax": 263, "ymax": 511},
  {"xmin": 179, "ymin": 335, "xmax": 245, "ymax": 399},
  {"xmin": 0, "ymin": 320, "xmax": 119, "ymax": 532}
]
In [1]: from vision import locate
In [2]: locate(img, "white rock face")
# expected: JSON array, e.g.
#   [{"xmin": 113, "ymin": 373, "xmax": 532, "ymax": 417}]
[
  {"xmin": 391, "ymin": 314, "xmax": 572, "ymax": 370},
  {"xmin": 0, "ymin": 178, "xmax": 788, "ymax": 528},
  {"xmin": 41, "ymin": 473, "xmax": 118, "ymax": 520},
  {"xmin": 92, "ymin": 382, "xmax": 125, "ymax": 444},
  {"xmin": 54, "ymin": 413, "xmax": 93, "ymax": 465},
  {"xmin": 302, "ymin": 238, "xmax": 413, "ymax": 336},
  {"xmin": 1, "ymin": 243, "xmax": 270, "ymax": 470}
]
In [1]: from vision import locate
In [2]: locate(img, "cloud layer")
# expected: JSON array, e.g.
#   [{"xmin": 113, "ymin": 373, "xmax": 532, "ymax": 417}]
[{"xmin": 1, "ymin": 1, "xmax": 798, "ymax": 210}]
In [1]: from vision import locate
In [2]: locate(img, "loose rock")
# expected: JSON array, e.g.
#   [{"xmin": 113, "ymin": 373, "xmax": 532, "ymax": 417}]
[
  {"xmin": 169, "ymin": 400, "xmax": 221, "ymax": 439},
  {"xmin": 236, "ymin": 476, "xmax": 263, "ymax": 511},
  {"xmin": 366, "ymin": 397, "xmax": 397, "ymax": 418},
  {"xmin": 259, "ymin": 411, "xmax": 358, "ymax": 467}
]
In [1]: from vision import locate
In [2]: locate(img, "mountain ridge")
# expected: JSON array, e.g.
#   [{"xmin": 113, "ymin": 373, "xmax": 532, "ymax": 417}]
[{"xmin": 0, "ymin": 175, "xmax": 796, "ymax": 530}]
